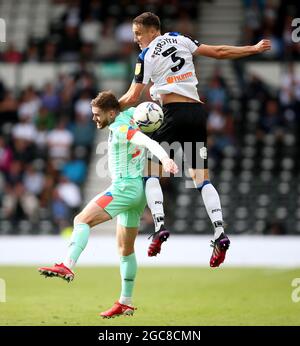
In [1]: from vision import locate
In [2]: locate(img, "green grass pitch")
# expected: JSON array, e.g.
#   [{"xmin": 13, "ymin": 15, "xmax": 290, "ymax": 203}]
[{"xmin": 0, "ymin": 266, "xmax": 299, "ymax": 326}]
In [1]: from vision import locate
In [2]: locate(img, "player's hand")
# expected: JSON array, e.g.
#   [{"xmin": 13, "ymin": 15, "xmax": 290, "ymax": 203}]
[
  {"xmin": 161, "ymin": 157, "xmax": 179, "ymax": 174},
  {"xmin": 254, "ymin": 39, "xmax": 271, "ymax": 53}
]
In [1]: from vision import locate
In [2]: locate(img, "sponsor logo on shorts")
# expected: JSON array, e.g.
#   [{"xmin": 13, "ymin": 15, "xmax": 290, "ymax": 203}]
[
  {"xmin": 166, "ymin": 71, "xmax": 193, "ymax": 84},
  {"xmin": 96, "ymin": 192, "xmax": 113, "ymax": 209},
  {"xmin": 200, "ymin": 147, "xmax": 207, "ymax": 160},
  {"xmin": 212, "ymin": 209, "xmax": 222, "ymax": 213}
]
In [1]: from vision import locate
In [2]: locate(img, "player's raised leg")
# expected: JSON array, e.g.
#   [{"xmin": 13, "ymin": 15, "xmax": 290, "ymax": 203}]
[
  {"xmin": 144, "ymin": 160, "xmax": 170, "ymax": 257},
  {"xmin": 189, "ymin": 167, "xmax": 230, "ymax": 267},
  {"xmin": 100, "ymin": 224, "xmax": 138, "ymax": 318},
  {"xmin": 38, "ymin": 195, "xmax": 112, "ymax": 282}
]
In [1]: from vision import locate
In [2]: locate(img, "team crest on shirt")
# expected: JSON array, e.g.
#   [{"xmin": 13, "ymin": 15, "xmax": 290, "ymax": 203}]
[
  {"xmin": 119, "ymin": 125, "xmax": 128, "ymax": 133},
  {"xmin": 135, "ymin": 63, "xmax": 141, "ymax": 75}
]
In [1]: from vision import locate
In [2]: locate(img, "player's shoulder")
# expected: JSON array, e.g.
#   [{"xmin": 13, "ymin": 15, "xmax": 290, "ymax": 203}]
[
  {"xmin": 138, "ymin": 47, "xmax": 150, "ymax": 61},
  {"xmin": 169, "ymin": 32, "xmax": 200, "ymax": 46},
  {"xmin": 110, "ymin": 108, "xmax": 136, "ymax": 132}
]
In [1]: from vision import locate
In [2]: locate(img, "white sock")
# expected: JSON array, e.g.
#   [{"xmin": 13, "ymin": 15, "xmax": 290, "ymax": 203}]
[
  {"xmin": 199, "ymin": 182, "xmax": 224, "ymax": 239},
  {"xmin": 145, "ymin": 177, "xmax": 165, "ymax": 232},
  {"xmin": 119, "ymin": 296, "xmax": 133, "ymax": 306}
]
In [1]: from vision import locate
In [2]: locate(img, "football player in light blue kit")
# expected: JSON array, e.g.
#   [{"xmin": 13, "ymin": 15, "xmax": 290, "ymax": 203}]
[{"xmin": 38, "ymin": 91, "xmax": 178, "ymax": 318}]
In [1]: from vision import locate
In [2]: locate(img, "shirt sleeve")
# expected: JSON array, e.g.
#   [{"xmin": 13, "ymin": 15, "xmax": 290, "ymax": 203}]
[
  {"xmin": 134, "ymin": 48, "xmax": 153, "ymax": 84},
  {"xmin": 129, "ymin": 130, "xmax": 168, "ymax": 162},
  {"xmin": 181, "ymin": 34, "xmax": 201, "ymax": 54}
]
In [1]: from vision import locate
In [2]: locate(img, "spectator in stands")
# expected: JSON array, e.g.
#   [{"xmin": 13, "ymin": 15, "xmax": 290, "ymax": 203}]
[
  {"xmin": 0, "ymin": 136, "xmax": 13, "ymax": 175},
  {"xmin": 61, "ymin": 147, "xmax": 87, "ymax": 185},
  {"xmin": 74, "ymin": 70, "xmax": 97, "ymax": 97},
  {"xmin": 41, "ymin": 40, "xmax": 58, "ymax": 62},
  {"xmin": 0, "ymin": 90, "xmax": 18, "ymax": 124},
  {"xmin": 62, "ymin": 0, "xmax": 81, "ymax": 28},
  {"xmin": 71, "ymin": 113, "xmax": 95, "ymax": 149},
  {"xmin": 23, "ymin": 163, "xmax": 45, "ymax": 196},
  {"xmin": 2, "ymin": 182, "xmax": 39, "ymax": 223},
  {"xmin": 80, "ymin": 14, "xmax": 101, "ymax": 46},
  {"xmin": 41, "ymin": 83, "xmax": 60, "ymax": 113},
  {"xmin": 74, "ymin": 90, "xmax": 92, "ymax": 120},
  {"xmin": 0, "ymin": 80, "xmax": 4, "ymax": 101},
  {"xmin": 12, "ymin": 114, "xmax": 37, "ymax": 143},
  {"xmin": 51, "ymin": 188, "xmax": 71, "ymax": 230},
  {"xmin": 207, "ymin": 104, "xmax": 235, "ymax": 163},
  {"xmin": 115, "ymin": 18, "xmax": 135, "ymax": 57},
  {"xmin": 282, "ymin": 15, "xmax": 298, "ymax": 59},
  {"xmin": 57, "ymin": 175, "xmax": 81, "ymax": 212},
  {"xmin": 47, "ymin": 118, "xmax": 74, "ymax": 168},
  {"xmin": 18, "ymin": 86, "xmax": 41, "ymax": 122},
  {"xmin": 0, "ymin": 171, "xmax": 4, "ymax": 200},
  {"xmin": 243, "ymin": 0, "xmax": 263, "ymax": 44},
  {"xmin": 55, "ymin": 74, "xmax": 76, "ymax": 116},
  {"xmin": 280, "ymin": 63, "xmax": 300, "ymax": 113},
  {"xmin": 2, "ymin": 44, "xmax": 23, "ymax": 64},
  {"xmin": 264, "ymin": 220, "xmax": 286, "ymax": 235},
  {"xmin": 40, "ymin": 175, "xmax": 55, "ymax": 209},
  {"xmin": 257, "ymin": 99, "xmax": 285, "ymax": 140},
  {"xmin": 96, "ymin": 17, "xmax": 120, "ymax": 61},
  {"xmin": 205, "ymin": 74, "xmax": 229, "ymax": 108},
  {"xmin": 59, "ymin": 24, "xmax": 82, "ymax": 62},
  {"xmin": 35, "ymin": 106, "xmax": 55, "ymax": 131},
  {"xmin": 6, "ymin": 160, "xmax": 23, "ymax": 186},
  {"xmin": 175, "ymin": 11, "xmax": 196, "ymax": 37},
  {"xmin": 12, "ymin": 138, "xmax": 35, "ymax": 164},
  {"xmin": 245, "ymin": 73, "xmax": 270, "ymax": 104},
  {"xmin": 24, "ymin": 42, "xmax": 40, "ymax": 62}
]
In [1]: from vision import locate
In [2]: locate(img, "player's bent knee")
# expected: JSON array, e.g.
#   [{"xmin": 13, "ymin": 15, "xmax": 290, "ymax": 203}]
[
  {"xmin": 118, "ymin": 245, "xmax": 134, "ymax": 257},
  {"xmin": 74, "ymin": 212, "xmax": 93, "ymax": 226},
  {"xmin": 189, "ymin": 168, "xmax": 210, "ymax": 185},
  {"xmin": 119, "ymin": 248, "xmax": 134, "ymax": 257},
  {"xmin": 73, "ymin": 213, "xmax": 83, "ymax": 225}
]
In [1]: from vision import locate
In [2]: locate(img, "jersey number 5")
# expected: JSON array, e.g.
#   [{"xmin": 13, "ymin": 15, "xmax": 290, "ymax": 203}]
[{"xmin": 162, "ymin": 46, "xmax": 185, "ymax": 72}]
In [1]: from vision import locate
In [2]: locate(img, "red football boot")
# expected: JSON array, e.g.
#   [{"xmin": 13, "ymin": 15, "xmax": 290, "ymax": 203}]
[
  {"xmin": 148, "ymin": 225, "xmax": 170, "ymax": 257},
  {"xmin": 38, "ymin": 263, "xmax": 74, "ymax": 282},
  {"xmin": 210, "ymin": 233, "xmax": 230, "ymax": 268},
  {"xmin": 100, "ymin": 301, "xmax": 136, "ymax": 318}
]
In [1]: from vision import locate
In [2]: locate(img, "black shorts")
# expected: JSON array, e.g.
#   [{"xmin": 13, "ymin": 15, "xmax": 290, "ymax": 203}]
[{"xmin": 150, "ymin": 102, "xmax": 208, "ymax": 169}]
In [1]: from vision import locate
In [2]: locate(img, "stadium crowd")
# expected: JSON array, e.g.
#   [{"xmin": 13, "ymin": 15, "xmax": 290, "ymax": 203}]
[
  {"xmin": 0, "ymin": 0, "xmax": 199, "ymax": 63},
  {"xmin": 0, "ymin": 68, "xmax": 97, "ymax": 233},
  {"xmin": 0, "ymin": 0, "xmax": 299, "ymax": 234}
]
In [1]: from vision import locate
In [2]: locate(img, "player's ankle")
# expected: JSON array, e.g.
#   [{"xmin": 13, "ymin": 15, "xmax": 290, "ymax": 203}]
[{"xmin": 119, "ymin": 296, "xmax": 133, "ymax": 306}]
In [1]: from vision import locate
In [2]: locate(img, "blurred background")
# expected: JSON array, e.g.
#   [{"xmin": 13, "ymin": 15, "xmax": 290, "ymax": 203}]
[{"xmin": 0, "ymin": 0, "xmax": 300, "ymax": 266}]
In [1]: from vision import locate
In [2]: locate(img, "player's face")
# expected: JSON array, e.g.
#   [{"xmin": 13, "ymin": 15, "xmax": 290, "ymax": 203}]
[
  {"xmin": 132, "ymin": 23, "xmax": 156, "ymax": 50},
  {"xmin": 92, "ymin": 107, "xmax": 112, "ymax": 129}
]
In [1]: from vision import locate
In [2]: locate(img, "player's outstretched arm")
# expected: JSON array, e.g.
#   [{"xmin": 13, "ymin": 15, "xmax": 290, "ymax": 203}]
[
  {"xmin": 130, "ymin": 131, "xmax": 178, "ymax": 174},
  {"xmin": 118, "ymin": 82, "xmax": 146, "ymax": 111},
  {"xmin": 194, "ymin": 39, "xmax": 271, "ymax": 59}
]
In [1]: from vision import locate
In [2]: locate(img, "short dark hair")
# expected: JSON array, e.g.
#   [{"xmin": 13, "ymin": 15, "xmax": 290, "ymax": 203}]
[
  {"xmin": 133, "ymin": 12, "xmax": 160, "ymax": 31},
  {"xmin": 90, "ymin": 91, "xmax": 120, "ymax": 112}
]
